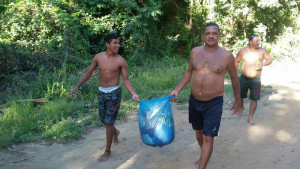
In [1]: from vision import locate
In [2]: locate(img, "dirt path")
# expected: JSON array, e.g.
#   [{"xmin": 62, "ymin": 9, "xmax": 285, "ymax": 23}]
[{"xmin": 0, "ymin": 59, "xmax": 300, "ymax": 169}]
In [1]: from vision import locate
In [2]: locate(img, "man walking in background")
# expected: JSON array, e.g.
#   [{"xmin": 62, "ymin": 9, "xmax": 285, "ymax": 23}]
[
  {"xmin": 71, "ymin": 32, "xmax": 140, "ymax": 162},
  {"xmin": 235, "ymin": 34, "xmax": 273, "ymax": 125},
  {"xmin": 170, "ymin": 22, "xmax": 241, "ymax": 169}
]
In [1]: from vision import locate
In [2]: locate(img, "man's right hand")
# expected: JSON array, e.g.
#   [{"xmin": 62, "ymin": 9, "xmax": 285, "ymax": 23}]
[
  {"xmin": 70, "ymin": 86, "xmax": 79, "ymax": 99},
  {"xmin": 169, "ymin": 90, "xmax": 179, "ymax": 100},
  {"xmin": 132, "ymin": 94, "xmax": 140, "ymax": 102},
  {"xmin": 230, "ymin": 98, "xmax": 241, "ymax": 115}
]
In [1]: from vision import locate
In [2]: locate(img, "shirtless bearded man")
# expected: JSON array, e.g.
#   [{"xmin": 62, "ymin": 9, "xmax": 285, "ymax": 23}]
[
  {"xmin": 235, "ymin": 34, "xmax": 273, "ymax": 125},
  {"xmin": 71, "ymin": 33, "xmax": 140, "ymax": 162},
  {"xmin": 170, "ymin": 22, "xmax": 241, "ymax": 169}
]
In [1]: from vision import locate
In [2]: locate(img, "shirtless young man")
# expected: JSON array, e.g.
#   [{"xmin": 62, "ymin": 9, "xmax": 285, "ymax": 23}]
[
  {"xmin": 70, "ymin": 33, "xmax": 140, "ymax": 162},
  {"xmin": 170, "ymin": 22, "xmax": 241, "ymax": 169},
  {"xmin": 235, "ymin": 34, "xmax": 273, "ymax": 125}
]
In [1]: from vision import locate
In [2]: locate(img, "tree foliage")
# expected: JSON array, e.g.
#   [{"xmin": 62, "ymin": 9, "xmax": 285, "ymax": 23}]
[
  {"xmin": 213, "ymin": 0, "xmax": 299, "ymax": 50},
  {"xmin": 0, "ymin": 0, "xmax": 163, "ymax": 74},
  {"xmin": 0, "ymin": 0, "xmax": 299, "ymax": 76}
]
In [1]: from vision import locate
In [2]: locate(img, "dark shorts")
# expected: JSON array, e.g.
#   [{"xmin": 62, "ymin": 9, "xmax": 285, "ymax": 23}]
[
  {"xmin": 188, "ymin": 94, "xmax": 223, "ymax": 137},
  {"xmin": 98, "ymin": 87, "xmax": 121, "ymax": 125},
  {"xmin": 240, "ymin": 74, "xmax": 261, "ymax": 100}
]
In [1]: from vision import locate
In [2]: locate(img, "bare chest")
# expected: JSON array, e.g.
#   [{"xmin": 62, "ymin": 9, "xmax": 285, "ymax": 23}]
[
  {"xmin": 98, "ymin": 59, "xmax": 121, "ymax": 72},
  {"xmin": 242, "ymin": 51, "xmax": 264, "ymax": 62},
  {"xmin": 192, "ymin": 58, "xmax": 226, "ymax": 74}
]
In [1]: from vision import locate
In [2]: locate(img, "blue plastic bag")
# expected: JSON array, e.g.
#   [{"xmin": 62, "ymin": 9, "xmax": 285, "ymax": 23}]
[{"xmin": 138, "ymin": 95, "xmax": 175, "ymax": 147}]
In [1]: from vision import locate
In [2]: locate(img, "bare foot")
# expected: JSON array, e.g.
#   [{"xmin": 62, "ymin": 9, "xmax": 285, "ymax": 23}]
[
  {"xmin": 247, "ymin": 118, "xmax": 256, "ymax": 125},
  {"xmin": 113, "ymin": 129, "xmax": 120, "ymax": 145},
  {"xmin": 97, "ymin": 150, "xmax": 111, "ymax": 162},
  {"xmin": 194, "ymin": 159, "xmax": 199, "ymax": 167},
  {"xmin": 238, "ymin": 106, "xmax": 244, "ymax": 117}
]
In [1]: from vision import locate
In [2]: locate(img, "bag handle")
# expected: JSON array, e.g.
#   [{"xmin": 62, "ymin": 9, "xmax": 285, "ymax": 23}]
[
  {"xmin": 138, "ymin": 95, "xmax": 175, "ymax": 103},
  {"xmin": 166, "ymin": 95, "xmax": 175, "ymax": 99}
]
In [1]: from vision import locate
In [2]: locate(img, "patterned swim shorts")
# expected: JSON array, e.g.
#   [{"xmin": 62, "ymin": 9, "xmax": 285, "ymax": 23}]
[{"xmin": 98, "ymin": 86, "xmax": 121, "ymax": 124}]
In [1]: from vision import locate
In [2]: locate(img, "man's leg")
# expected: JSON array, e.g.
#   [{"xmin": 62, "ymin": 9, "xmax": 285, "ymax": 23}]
[
  {"xmin": 113, "ymin": 126, "xmax": 120, "ymax": 145},
  {"xmin": 238, "ymin": 98, "xmax": 244, "ymax": 117},
  {"xmin": 97, "ymin": 124, "xmax": 119, "ymax": 162},
  {"xmin": 195, "ymin": 130, "xmax": 203, "ymax": 148},
  {"xmin": 198, "ymin": 135, "xmax": 214, "ymax": 169},
  {"xmin": 239, "ymin": 75, "xmax": 247, "ymax": 117},
  {"xmin": 195, "ymin": 130, "xmax": 203, "ymax": 167},
  {"xmin": 248, "ymin": 100, "xmax": 257, "ymax": 125},
  {"xmin": 248, "ymin": 76, "xmax": 260, "ymax": 125}
]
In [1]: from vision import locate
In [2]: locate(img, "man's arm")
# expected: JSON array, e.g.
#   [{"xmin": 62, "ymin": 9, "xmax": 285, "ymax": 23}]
[
  {"xmin": 120, "ymin": 58, "xmax": 140, "ymax": 102},
  {"xmin": 169, "ymin": 57, "xmax": 193, "ymax": 99},
  {"xmin": 71, "ymin": 56, "xmax": 98, "ymax": 98},
  {"xmin": 227, "ymin": 53, "xmax": 241, "ymax": 114},
  {"xmin": 262, "ymin": 49, "xmax": 273, "ymax": 66},
  {"xmin": 235, "ymin": 50, "xmax": 243, "ymax": 71}
]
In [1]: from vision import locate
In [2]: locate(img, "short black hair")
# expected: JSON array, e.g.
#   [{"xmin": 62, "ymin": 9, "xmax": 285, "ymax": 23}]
[
  {"xmin": 104, "ymin": 32, "xmax": 119, "ymax": 44},
  {"xmin": 204, "ymin": 22, "xmax": 221, "ymax": 34},
  {"xmin": 248, "ymin": 34, "xmax": 258, "ymax": 41}
]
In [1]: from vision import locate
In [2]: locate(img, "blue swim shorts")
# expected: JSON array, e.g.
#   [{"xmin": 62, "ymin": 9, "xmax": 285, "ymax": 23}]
[{"xmin": 188, "ymin": 94, "xmax": 223, "ymax": 137}]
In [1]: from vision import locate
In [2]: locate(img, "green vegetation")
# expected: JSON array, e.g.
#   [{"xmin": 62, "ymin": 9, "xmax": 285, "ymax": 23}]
[
  {"xmin": 0, "ymin": 0, "xmax": 299, "ymax": 147},
  {"xmin": 0, "ymin": 57, "xmax": 192, "ymax": 147},
  {"xmin": 0, "ymin": 98, "xmax": 86, "ymax": 147},
  {"xmin": 0, "ymin": 55, "xmax": 264, "ymax": 148}
]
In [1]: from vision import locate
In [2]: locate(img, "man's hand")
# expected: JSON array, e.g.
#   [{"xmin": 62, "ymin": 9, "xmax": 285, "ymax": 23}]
[
  {"xmin": 255, "ymin": 61, "xmax": 263, "ymax": 71},
  {"xmin": 70, "ymin": 86, "xmax": 79, "ymax": 99},
  {"xmin": 231, "ymin": 99, "xmax": 241, "ymax": 115},
  {"xmin": 169, "ymin": 90, "xmax": 179, "ymax": 100},
  {"xmin": 132, "ymin": 94, "xmax": 140, "ymax": 102}
]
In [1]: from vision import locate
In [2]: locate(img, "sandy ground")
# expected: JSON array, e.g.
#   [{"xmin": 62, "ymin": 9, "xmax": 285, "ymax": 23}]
[{"xmin": 0, "ymin": 59, "xmax": 300, "ymax": 169}]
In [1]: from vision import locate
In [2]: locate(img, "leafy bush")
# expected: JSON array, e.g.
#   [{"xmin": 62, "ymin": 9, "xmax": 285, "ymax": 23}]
[
  {"xmin": 0, "ymin": 0, "xmax": 165, "ymax": 75},
  {"xmin": 214, "ymin": 0, "xmax": 299, "ymax": 52}
]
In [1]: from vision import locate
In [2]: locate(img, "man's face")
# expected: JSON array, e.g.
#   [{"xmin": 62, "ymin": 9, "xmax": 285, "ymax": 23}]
[
  {"xmin": 106, "ymin": 38, "xmax": 120, "ymax": 53},
  {"xmin": 203, "ymin": 26, "xmax": 221, "ymax": 46},
  {"xmin": 250, "ymin": 36, "xmax": 260, "ymax": 49}
]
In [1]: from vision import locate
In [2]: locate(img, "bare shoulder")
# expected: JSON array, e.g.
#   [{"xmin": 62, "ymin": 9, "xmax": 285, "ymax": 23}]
[
  {"xmin": 219, "ymin": 47, "xmax": 234, "ymax": 58},
  {"xmin": 190, "ymin": 46, "xmax": 204, "ymax": 58},
  {"xmin": 191, "ymin": 46, "xmax": 203, "ymax": 53},
  {"xmin": 115, "ymin": 54, "xmax": 127, "ymax": 66},
  {"xmin": 116, "ymin": 54, "xmax": 126, "ymax": 62},
  {"xmin": 93, "ymin": 52, "xmax": 105, "ymax": 60},
  {"xmin": 238, "ymin": 47, "xmax": 249, "ymax": 54},
  {"xmin": 258, "ymin": 47, "xmax": 269, "ymax": 53}
]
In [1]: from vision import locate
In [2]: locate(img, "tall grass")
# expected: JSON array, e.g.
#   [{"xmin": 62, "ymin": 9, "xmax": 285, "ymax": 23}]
[
  {"xmin": 0, "ymin": 101, "xmax": 38, "ymax": 147},
  {"xmin": 0, "ymin": 98, "xmax": 87, "ymax": 147},
  {"xmin": 125, "ymin": 64, "xmax": 190, "ymax": 101}
]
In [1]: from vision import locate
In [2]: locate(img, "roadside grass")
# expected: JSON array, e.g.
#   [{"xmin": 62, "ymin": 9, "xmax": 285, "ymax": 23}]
[
  {"xmin": 42, "ymin": 118, "xmax": 84, "ymax": 143},
  {"xmin": 0, "ymin": 56, "xmax": 261, "ymax": 148},
  {"xmin": 0, "ymin": 97, "xmax": 91, "ymax": 147}
]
